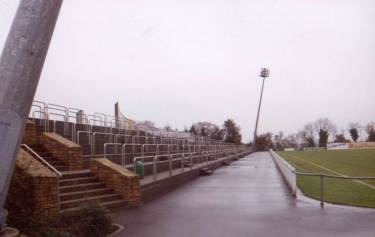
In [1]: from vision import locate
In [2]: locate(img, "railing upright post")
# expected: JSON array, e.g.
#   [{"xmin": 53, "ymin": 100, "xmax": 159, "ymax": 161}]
[
  {"xmin": 320, "ymin": 176, "xmax": 324, "ymax": 208},
  {"xmin": 153, "ymin": 156, "xmax": 158, "ymax": 181},
  {"xmin": 169, "ymin": 154, "xmax": 173, "ymax": 176},
  {"xmin": 121, "ymin": 144, "xmax": 125, "ymax": 166},
  {"xmin": 104, "ymin": 144, "xmax": 107, "ymax": 159},
  {"xmin": 190, "ymin": 153, "xmax": 193, "ymax": 170},
  {"xmin": 180, "ymin": 154, "xmax": 184, "ymax": 173},
  {"xmin": 91, "ymin": 133, "xmax": 95, "ymax": 156}
]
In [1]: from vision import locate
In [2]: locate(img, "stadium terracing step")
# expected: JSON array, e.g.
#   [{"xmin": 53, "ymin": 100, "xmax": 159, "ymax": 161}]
[
  {"xmin": 27, "ymin": 144, "xmax": 70, "ymax": 172},
  {"xmin": 59, "ymin": 170, "xmax": 127, "ymax": 212}
]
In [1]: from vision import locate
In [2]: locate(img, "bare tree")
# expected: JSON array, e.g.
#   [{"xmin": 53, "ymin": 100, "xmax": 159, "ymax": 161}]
[
  {"xmin": 273, "ymin": 131, "xmax": 284, "ymax": 150},
  {"xmin": 349, "ymin": 122, "xmax": 360, "ymax": 142},
  {"xmin": 300, "ymin": 122, "xmax": 316, "ymax": 147},
  {"xmin": 313, "ymin": 118, "xmax": 337, "ymax": 148},
  {"xmin": 189, "ymin": 121, "xmax": 223, "ymax": 139},
  {"xmin": 366, "ymin": 122, "xmax": 375, "ymax": 142}
]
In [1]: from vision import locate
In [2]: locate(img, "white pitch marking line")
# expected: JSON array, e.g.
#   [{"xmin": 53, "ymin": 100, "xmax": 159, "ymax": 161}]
[{"xmin": 287, "ymin": 154, "xmax": 375, "ymax": 191}]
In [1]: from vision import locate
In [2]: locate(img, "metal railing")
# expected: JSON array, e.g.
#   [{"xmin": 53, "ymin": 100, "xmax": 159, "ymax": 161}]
[
  {"xmin": 29, "ymin": 100, "xmax": 232, "ymax": 145},
  {"xmin": 101, "ymin": 142, "xmax": 234, "ymax": 166},
  {"xmin": 270, "ymin": 149, "xmax": 375, "ymax": 207},
  {"xmin": 21, "ymin": 144, "xmax": 62, "ymax": 177},
  {"xmin": 103, "ymin": 143, "xmax": 123, "ymax": 160},
  {"xmin": 295, "ymin": 172, "xmax": 375, "ymax": 207},
  {"xmin": 132, "ymin": 149, "xmax": 246, "ymax": 182},
  {"xmin": 91, "ymin": 132, "xmax": 115, "ymax": 155}
]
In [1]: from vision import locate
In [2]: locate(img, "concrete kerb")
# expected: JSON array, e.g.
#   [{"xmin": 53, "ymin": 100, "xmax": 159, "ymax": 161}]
[{"xmin": 269, "ymin": 150, "xmax": 297, "ymax": 196}]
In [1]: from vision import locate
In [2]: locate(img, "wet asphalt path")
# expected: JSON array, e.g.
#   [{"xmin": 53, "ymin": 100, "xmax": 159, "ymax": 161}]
[{"xmin": 113, "ymin": 152, "xmax": 375, "ymax": 237}]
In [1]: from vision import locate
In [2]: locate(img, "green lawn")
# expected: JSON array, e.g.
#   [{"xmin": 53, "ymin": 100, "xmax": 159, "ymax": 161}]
[{"xmin": 278, "ymin": 149, "xmax": 375, "ymax": 208}]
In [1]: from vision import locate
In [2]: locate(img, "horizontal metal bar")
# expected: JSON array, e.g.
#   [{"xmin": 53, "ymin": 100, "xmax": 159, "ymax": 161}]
[
  {"xmin": 21, "ymin": 144, "xmax": 62, "ymax": 177},
  {"xmin": 296, "ymin": 172, "xmax": 375, "ymax": 180}
]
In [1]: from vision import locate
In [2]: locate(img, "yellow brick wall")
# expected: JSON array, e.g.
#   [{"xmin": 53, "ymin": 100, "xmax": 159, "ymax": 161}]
[
  {"xmin": 41, "ymin": 132, "xmax": 83, "ymax": 170},
  {"xmin": 90, "ymin": 159, "xmax": 141, "ymax": 207}
]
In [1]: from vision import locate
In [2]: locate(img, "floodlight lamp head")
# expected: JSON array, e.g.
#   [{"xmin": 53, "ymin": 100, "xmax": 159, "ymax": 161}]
[{"xmin": 259, "ymin": 67, "xmax": 270, "ymax": 78}]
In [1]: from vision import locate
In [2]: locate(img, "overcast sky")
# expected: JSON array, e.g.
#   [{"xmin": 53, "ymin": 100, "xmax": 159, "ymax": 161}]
[{"xmin": 1, "ymin": 0, "xmax": 374, "ymax": 142}]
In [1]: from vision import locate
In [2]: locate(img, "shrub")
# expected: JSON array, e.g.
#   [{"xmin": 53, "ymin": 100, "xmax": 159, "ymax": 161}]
[
  {"xmin": 61, "ymin": 202, "xmax": 114, "ymax": 237},
  {"xmin": 5, "ymin": 166, "xmax": 36, "ymax": 234}
]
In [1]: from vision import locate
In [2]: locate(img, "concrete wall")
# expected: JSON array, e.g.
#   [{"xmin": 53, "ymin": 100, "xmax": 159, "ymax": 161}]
[{"xmin": 269, "ymin": 150, "xmax": 297, "ymax": 196}]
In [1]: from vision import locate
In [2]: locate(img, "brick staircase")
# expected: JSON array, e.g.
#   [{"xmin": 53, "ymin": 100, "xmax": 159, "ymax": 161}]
[
  {"xmin": 59, "ymin": 171, "xmax": 127, "ymax": 212},
  {"xmin": 27, "ymin": 144, "xmax": 128, "ymax": 212},
  {"xmin": 28, "ymin": 144, "xmax": 70, "ymax": 172}
]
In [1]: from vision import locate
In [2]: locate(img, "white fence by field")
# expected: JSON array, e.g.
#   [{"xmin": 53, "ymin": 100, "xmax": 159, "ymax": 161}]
[{"xmin": 269, "ymin": 150, "xmax": 297, "ymax": 196}]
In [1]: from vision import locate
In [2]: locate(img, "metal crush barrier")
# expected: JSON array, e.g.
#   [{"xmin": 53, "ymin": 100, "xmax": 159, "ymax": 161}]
[
  {"xmin": 28, "ymin": 100, "xmax": 247, "ymax": 175},
  {"xmin": 270, "ymin": 149, "xmax": 375, "ymax": 207}
]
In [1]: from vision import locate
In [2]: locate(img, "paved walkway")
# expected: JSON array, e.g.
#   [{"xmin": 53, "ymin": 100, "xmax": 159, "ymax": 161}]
[{"xmin": 113, "ymin": 152, "xmax": 375, "ymax": 237}]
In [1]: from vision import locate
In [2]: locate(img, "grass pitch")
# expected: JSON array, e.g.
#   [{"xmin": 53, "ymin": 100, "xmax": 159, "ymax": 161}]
[{"xmin": 278, "ymin": 149, "xmax": 375, "ymax": 208}]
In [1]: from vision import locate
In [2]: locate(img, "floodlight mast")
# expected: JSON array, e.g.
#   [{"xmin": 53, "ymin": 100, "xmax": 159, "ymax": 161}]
[
  {"xmin": 252, "ymin": 67, "xmax": 270, "ymax": 150},
  {"xmin": 0, "ymin": 0, "xmax": 63, "ymax": 231}
]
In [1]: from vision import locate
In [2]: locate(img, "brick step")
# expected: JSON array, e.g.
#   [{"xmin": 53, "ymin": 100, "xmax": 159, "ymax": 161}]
[
  {"xmin": 27, "ymin": 147, "xmax": 51, "ymax": 153},
  {"xmin": 59, "ymin": 199, "xmax": 128, "ymax": 213},
  {"xmin": 60, "ymin": 182, "xmax": 106, "ymax": 193},
  {"xmin": 60, "ymin": 193, "xmax": 122, "ymax": 210},
  {"xmin": 55, "ymin": 165, "xmax": 70, "ymax": 172},
  {"xmin": 60, "ymin": 177, "xmax": 99, "ymax": 186},
  {"xmin": 28, "ymin": 146, "xmax": 46, "ymax": 151},
  {"xmin": 35, "ymin": 151, "xmax": 54, "ymax": 157},
  {"xmin": 27, "ymin": 144, "xmax": 48, "ymax": 150},
  {"xmin": 46, "ymin": 160, "xmax": 67, "ymax": 167},
  {"xmin": 61, "ymin": 170, "xmax": 93, "ymax": 180},
  {"xmin": 59, "ymin": 188, "xmax": 114, "ymax": 201},
  {"xmin": 81, "ymin": 159, "xmax": 91, "ymax": 168}
]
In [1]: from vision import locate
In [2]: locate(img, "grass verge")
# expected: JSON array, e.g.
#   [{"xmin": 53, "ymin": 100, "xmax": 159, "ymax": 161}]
[{"xmin": 278, "ymin": 149, "xmax": 375, "ymax": 208}]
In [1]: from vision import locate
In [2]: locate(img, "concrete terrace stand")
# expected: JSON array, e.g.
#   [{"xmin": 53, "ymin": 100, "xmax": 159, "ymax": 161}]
[
  {"xmin": 140, "ymin": 150, "xmax": 251, "ymax": 202},
  {"xmin": 16, "ymin": 120, "xmax": 252, "ymax": 212}
]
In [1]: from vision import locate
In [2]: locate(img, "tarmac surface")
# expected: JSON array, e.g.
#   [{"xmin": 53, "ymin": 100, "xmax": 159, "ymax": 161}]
[{"xmin": 113, "ymin": 152, "xmax": 375, "ymax": 237}]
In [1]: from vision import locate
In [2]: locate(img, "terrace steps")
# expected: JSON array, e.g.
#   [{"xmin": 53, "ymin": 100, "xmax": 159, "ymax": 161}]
[
  {"xmin": 59, "ymin": 170, "xmax": 126, "ymax": 211},
  {"xmin": 27, "ymin": 144, "xmax": 70, "ymax": 172}
]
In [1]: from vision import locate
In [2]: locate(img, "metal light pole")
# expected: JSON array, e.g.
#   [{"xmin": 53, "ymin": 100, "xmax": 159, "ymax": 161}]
[
  {"xmin": 0, "ymin": 0, "xmax": 63, "ymax": 232},
  {"xmin": 252, "ymin": 67, "xmax": 270, "ymax": 150}
]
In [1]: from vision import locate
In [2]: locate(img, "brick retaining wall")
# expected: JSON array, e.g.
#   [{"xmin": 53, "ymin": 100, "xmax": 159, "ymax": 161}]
[
  {"xmin": 22, "ymin": 120, "xmax": 38, "ymax": 145},
  {"xmin": 11, "ymin": 149, "xmax": 59, "ymax": 212},
  {"xmin": 41, "ymin": 133, "xmax": 83, "ymax": 170},
  {"xmin": 90, "ymin": 159, "xmax": 141, "ymax": 207}
]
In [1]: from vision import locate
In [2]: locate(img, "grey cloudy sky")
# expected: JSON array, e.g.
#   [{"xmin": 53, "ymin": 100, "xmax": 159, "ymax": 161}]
[{"xmin": 1, "ymin": 0, "xmax": 375, "ymax": 142}]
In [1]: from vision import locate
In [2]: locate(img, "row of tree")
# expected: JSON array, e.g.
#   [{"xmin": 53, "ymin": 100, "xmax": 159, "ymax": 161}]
[
  {"xmin": 255, "ymin": 118, "xmax": 375, "ymax": 150},
  {"xmin": 298, "ymin": 119, "xmax": 375, "ymax": 147},
  {"xmin": 186, "ymin": 119, "xmax": 242, "ymax": 144},
  {"xmin": 135, "ymin": 119, "xmax": 243, "ymax": 145}
]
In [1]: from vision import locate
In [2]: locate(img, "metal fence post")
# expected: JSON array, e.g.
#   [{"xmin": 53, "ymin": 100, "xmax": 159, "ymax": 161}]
[
  {"xmin": 169, "ymin": 154, "xmax": 172, "ymax": 176},
  {"xmin": 320, "ymin": 176, "xmax": 324, "ymax": 208}
]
